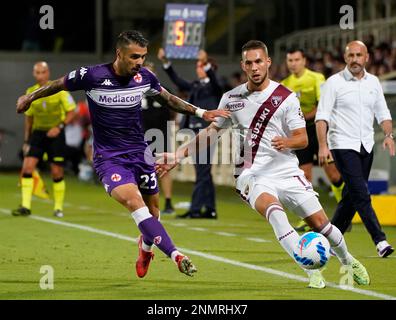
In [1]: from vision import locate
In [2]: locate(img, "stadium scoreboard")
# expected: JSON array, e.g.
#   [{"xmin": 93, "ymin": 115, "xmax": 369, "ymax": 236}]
[{"xmin": 163, "ymin": 3, "xmax": 208, "ymax": 59}]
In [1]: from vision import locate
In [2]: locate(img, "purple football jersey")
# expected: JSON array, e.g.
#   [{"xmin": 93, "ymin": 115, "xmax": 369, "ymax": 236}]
[{"xmin": 64, "ymin": 63, "xmax": 162, "ymax": 159}]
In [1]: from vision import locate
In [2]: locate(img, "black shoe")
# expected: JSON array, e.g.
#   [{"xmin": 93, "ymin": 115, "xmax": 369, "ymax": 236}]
[
  {"xmin": 176, "ymin": 211, "xmax": 193, "ymax": 219},
  {"xmin": 202, "ymin": 210, "xmax": 217, "ymax": 219},
  {"xmin": 12, "ymin": 206, "xmax": 31, "ymax": 216},
  {"xmin": 190, "ymin": 212, "xmax": 204, "ymax": 219},
  {"xmin": 162, "ymin": 205, "xmax": 175, "ymax": 215},
  {"xmin": 176, "ymin": 211, "xmax": 201, "ymax": 219},
  {"xmin": 54, "ymin": 209, "xmax": 64, "ymax": 218},
  {"xmin": 163, "ymin": 199, "xmax": 174, "ymax": 214}
]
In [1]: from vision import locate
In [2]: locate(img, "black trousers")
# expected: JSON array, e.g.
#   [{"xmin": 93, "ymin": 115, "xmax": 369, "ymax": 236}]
[
  {"xmin": 190, "ymin": 144, "xmax": 216, "ymax": 214},
  {"xmin": 331, "ymin": 146, "xmax": 386, "ymax": 245}
]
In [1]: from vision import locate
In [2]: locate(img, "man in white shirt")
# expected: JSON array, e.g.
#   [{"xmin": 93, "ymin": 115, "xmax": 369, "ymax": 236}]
[
  {"xmin": 156, "ymin": 40, "xmax": 370, "ymax": 289},
  {"xmin": 316, "ymin": 40, "xmax": 395, "ymax": 258}
]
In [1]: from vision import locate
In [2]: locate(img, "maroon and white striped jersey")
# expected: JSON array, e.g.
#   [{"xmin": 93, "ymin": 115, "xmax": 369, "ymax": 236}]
[{"xmin": 215, "ymin": 80, "xmax": 306, "ymax": 178}]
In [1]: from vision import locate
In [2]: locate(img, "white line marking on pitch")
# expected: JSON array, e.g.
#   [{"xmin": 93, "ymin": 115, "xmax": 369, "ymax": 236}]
[
  {"xmin": 164, "ymin": 221, "xmax": 271, "ymax": 243},
  {"xmin": 214, "ymin": 232, "xmax": 236, "ymax": 237},
  {"xmin": 189, "ymin": 227, "xmax": 207, "ymax": 232},
  {"xmin": 246, "ymin": 237, "xmax": 272, "ymax": 243},
  {"xmin": 170, "ymin": 222, "xmax": 187, "ymax": 227},
  {"xmin": 78, "ymin": 206, "xmax": 91, "ymax": 210},
  {"xmin": 1, "ymin": 208, "xmax": 395, "ymax": 300}
]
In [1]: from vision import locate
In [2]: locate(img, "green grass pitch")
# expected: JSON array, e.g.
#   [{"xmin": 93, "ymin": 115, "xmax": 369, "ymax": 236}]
[{"xmin": 0, "ymin": 172, "xmax": 395, "ymax": 300}]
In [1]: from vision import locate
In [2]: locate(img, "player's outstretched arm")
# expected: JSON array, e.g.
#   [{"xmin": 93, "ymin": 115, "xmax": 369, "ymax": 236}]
[
  {"xmin": 16, "ymin": 77, "xmax": 66, "ymax": 114},
  {"xmin": 155, "ymin": 123, "xmax": 223, "ymax": 177},
  {"xmin": 153, "ymin": 87, "xmax": 230, "ymax": 122}
]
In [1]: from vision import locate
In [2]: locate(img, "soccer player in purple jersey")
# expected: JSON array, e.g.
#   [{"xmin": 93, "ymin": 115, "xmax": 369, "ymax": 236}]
[{"xmin": 16, "ymin": 30, "xmax": 230, "ymax": 278}]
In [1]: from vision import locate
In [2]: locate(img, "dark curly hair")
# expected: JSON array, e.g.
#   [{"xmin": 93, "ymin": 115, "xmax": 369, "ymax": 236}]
[{"xmin": 116, "ymin": 30, "xmax": 149, "ymax": 49}]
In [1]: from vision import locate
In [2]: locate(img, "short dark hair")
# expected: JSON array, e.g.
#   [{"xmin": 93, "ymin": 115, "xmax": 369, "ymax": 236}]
[
  {"xmin": 286, "ymin": 47, "xmax": 305, "ymax": 57},
  {"xmin": 241, "ymin": 40, "xmax": 268, "ymax": 56},
  {"xmin": 116, "ymin": 30, "xmax": 149, "ymax": 49}
]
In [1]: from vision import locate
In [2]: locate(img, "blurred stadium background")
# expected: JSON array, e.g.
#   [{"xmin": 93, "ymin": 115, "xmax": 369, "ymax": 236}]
[{"xmin": 1, "ymin": 0, "xmax": 396, "ymax": 191}]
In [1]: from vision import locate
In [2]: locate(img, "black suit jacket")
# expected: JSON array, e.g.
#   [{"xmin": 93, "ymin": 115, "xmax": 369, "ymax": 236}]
[{"xmin": 163, "ymin": 64, "xmax": 223, "ymax": 130}]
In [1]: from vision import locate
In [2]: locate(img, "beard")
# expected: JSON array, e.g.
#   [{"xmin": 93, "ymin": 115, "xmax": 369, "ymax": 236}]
[
  {"xmin": 250, "ymin": 69, "xmax": 268, "ymax": 86},
  {"xmin": 349, "ymin": 63, "xmax": 363, "ymax": 74}
]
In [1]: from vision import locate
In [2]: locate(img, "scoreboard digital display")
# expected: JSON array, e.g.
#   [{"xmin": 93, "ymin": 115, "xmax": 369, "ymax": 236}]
[{"xmin": 163, "ymin": 3, "xmax": 208, "ymax": 59}]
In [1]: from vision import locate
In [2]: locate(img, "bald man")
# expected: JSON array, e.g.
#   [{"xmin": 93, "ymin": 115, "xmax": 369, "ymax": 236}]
[
  {"xmin": 12, "ymin": 62, "xmax": 77, "ymax": 218},
  {"xmin": 316, "ymin": 41, "xmax": 395, "ymax": 258}
]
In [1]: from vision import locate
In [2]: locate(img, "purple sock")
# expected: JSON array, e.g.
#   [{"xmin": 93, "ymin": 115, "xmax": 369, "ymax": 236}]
[{"xmin": 138, "ymin": 216, "xmax": 177, "ymax": 257}]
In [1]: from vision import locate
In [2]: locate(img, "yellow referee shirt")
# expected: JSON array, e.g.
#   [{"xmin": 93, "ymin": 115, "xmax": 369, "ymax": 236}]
[
  {"xmin": 25, "ymin": 82, "xmax": 76, "ymax": 131},
  {"xmin": 281, "ymin": 68, "xmax": 325, "ymax": 126}
]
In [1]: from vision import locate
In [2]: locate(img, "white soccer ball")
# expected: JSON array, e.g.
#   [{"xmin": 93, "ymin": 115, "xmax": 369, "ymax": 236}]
[{"xmin": 293, "ymin": 231, "xmax": 331, "ymax": 270}]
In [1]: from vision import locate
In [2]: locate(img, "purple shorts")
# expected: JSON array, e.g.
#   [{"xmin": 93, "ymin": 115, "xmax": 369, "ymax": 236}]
[{"xmin": 94, "ymin": 152, "xmax": 159, "ymax": 196}]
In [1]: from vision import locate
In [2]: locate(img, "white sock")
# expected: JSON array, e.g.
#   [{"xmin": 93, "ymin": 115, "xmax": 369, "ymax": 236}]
[
  {"xmin": 131, "ymin": 207, "xmax": 153, "ymax": 252},
  {"xmin": 266, "ymin": 203, "xmax": 300, "ymax": 259},
  {"xmin": 141, "ymin": 239, "xmax": 153, "ymax": 252},
  {"xmin": 130, "ymin": 206, "xmax": 152, "ymax": 224},
  {"xmin": 266, "ymin": 204, "xmax": 318, "ymax": 277},
  {"xmin": 318, "ymin": 222, "xmax": 353, "ymax": 265}
]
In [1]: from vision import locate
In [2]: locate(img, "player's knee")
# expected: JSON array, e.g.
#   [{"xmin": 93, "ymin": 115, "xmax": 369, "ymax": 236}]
[
  {"xmin": 254, "ymin": 193, "xmax": 280, "ymax": 218},
  {"xmin": 22, "ymin": 163, "xmax": 36, "ymax": 175},
  {"xmin": 311, "ymin": 215, "xmax": 331, "ymax": 232},
  {"xmin": 296, "ymin": 197, "xmax": 328, "ymax": 229},
  {"xmin": 51, "ymin": 166, "xmax": 64, "ymax": 180},
  {"xmin": 120, "ymin": 195, "xmax": 146, "ymax": 212},
  {"xmin": 307, "ymin": 210, "xmax": 329, "ymax": 231}
]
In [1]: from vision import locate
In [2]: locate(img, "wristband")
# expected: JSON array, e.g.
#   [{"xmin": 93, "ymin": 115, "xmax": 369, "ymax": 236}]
[
  {"xmin": 203, "ymin": 63, "xmax": 212, "ymax": 72},
  {"xmin": 195, "ymin": 108, "xmax": 206, "ymax": 118},
  {"xmin": 162, "ymin": 61, "xmax": 171, "ymax": 69},
  {"xmin": 58, "ymin": 123, "xmax": 65, "ymax": 129},
  {"xmin": 385, "ymin": 133, "xmax": 394, "ymax": 140}
]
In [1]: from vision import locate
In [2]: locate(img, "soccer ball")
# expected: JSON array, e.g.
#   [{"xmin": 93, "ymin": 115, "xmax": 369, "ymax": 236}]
[{"xmin": 293, "ymin": 231, "xmax": 331, "ymax": 270}]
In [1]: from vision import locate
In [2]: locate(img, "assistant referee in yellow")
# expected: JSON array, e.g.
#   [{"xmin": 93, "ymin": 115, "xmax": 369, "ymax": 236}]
[{"xmin": 12, "ymin": 61, "xmax": 76, "ymax": 218}]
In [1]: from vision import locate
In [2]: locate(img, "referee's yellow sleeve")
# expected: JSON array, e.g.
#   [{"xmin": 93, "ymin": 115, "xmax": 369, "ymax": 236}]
[
  {"xmin": 24, "ymin": 107, "xmax": 33, "ymax": 117},
  {"xmin": 24, "ymin": 85, "xmax": 36, "ymax": 117},
  {"xmin": 60, "ymin": 91, "xmax": 76, "ymax": 112},
  {"xmin": 280, "ymin": 77, "xmax": 288, "ymax": 87}
]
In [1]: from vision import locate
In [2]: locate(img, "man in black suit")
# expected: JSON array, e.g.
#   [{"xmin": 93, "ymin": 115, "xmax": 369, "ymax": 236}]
[{"xmin": 157, "ymin": 48, "xmax": 223, "ymax": 219}]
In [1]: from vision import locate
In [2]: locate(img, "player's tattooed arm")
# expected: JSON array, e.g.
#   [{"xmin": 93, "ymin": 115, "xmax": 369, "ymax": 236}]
[
  {"xmin": 154, "ymin": 87, "xmax": 230, "ymax": 122},
  {"xmin": 154, "ymin": 87, "xmax": 197, "ymax": 115},
  {"xmin": 16, "ymin": 77, "xmax": 66, "ymax": 113}
]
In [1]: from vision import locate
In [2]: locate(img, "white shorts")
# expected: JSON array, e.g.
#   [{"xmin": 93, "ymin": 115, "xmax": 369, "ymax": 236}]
[{"xmin": 235, "ymin": 173, "xmax": 322, "ymax": 219}]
